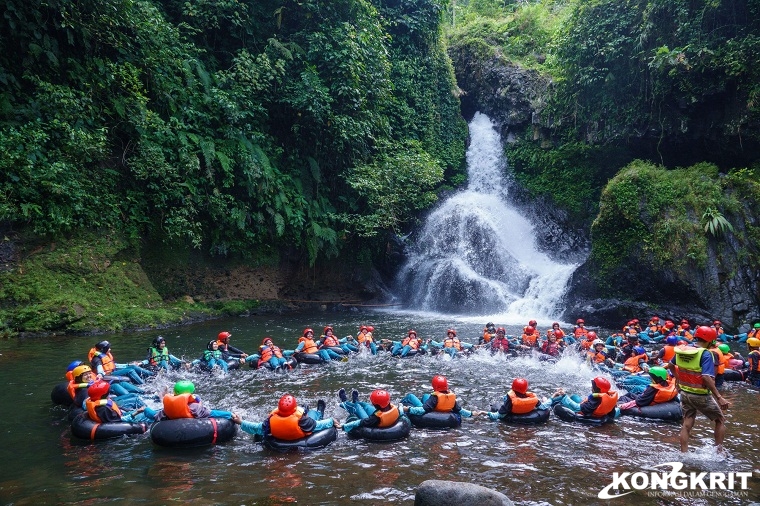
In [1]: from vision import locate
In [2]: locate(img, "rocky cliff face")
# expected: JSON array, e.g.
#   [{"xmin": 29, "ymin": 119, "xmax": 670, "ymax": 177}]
[
  {"xmin": 449, "ymin": 50, "xmax": 760, "ymax": 331},
  {"xmin": 563, "ymin": 172, "xmax": 760, "ymax": 332}
]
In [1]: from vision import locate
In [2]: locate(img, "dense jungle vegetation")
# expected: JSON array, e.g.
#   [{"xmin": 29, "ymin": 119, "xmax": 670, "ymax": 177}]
[{"xmin": 2, "ymin": 0, "xmax": 760, "ymax": 333}]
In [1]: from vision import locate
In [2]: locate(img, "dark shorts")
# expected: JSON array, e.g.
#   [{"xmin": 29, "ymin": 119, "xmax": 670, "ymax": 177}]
[{"xmin": 680, "ymin": 391, "xmax": 724, "ymax": 422}]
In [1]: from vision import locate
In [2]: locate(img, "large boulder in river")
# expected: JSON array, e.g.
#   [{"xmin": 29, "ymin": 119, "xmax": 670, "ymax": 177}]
[{"xmin": 415, "ymin": 480, "xmax": 513, "ymax": 506}]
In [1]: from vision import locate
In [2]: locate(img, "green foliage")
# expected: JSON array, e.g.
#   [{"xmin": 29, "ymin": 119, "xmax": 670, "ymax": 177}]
[
  {"xmin": 340, "ymin": 141, "xmax": 444, "ymax": 236},
  {"xmin": 590, "ymin": 160, "xmax": 739, "ymax": 285},
  {"xmin": 551, "ymin": 0, "xmax": 760, "ymax": 142},
  {"xmin": 506, "ymin": 140, "xmax": 627, "ymax": 220},
  {"xmin": 702, "ymin": 207, "xmax": 734, "ymax": 237},
  {"xmin": 0, "ymin": 0, "xmax": 466, "ymax": 268},
  {"xmin": 448, "ymin": 1, "xmax": 564, "ymax": 70}
]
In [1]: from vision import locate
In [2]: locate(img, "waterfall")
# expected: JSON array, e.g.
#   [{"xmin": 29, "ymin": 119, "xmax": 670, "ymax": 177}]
[{"xmin": 395, "ymin": 113, "xmax": 580, "ymax": 323}]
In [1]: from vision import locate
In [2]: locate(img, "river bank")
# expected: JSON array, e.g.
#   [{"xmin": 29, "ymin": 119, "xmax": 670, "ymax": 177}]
[{"xmin": 0, "ymin": 231, "xmax": 384, "ymax": 338}]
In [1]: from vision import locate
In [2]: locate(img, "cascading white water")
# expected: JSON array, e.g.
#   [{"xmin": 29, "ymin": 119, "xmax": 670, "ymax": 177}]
[{"xmin": 395, "ymin": 113, "xmax": 580, "ymax": 323}]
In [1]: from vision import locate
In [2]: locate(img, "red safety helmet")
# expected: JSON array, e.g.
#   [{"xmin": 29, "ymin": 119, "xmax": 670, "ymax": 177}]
[
  {"xmin": 511, "ymin": 378, "xmax": 528, "ymax": 394},
  {"xmin": 713, "ymin": 320, "xmax": 721, "ymax": 326},
  {"xmin": 447, "ymin": 328, "xmax": 457, "ymax": 336},
  {"xmin": 408, "ymin": 329, "xmax": 417, "ymax": 337},
  {"xmin": 576, "ymin": 318, "xmax": 585, "ymax": 325},
  {"xmin": 553, "ymin": 329, "xmax": 563, "ymax": 338},
  {"xmin": 552, "ymin": 322, "xmax": 560, "ymax": 328},
  {"xmin": 303, "ymin": 328, "xmax": 314, "ymax": 336},
  {"xmin": 592, "ymin": 376, "xmax": 611, "ymax": 393},
  {"xmin": 681, "ymin": 323, "xmax": 690, "ymax": 330},
  {"xmin": 496, "ymin": 327, "xmax": 506, "ymax": 335},
  {"xmin": 633, "ymin": 318, "xmax": 639, "ymax": 324},
  {"xmin": 323, "ymin": 326, "xmax": 334, "ymax": 334},
  {"xmin": 694, "ymin": 326, "xmax": 717, "ymax": 342},
  {"xmin": 587, "ymin": 331, "xmax": 598, "ymax": 340},
  {"xmin": 367, "ymin": 326, "xmax": 375, "ymax": 332},
  {"xmin": 529, "ymin": 319, "xmax": 537, "ymax": 327},
  {"xmin": 218, "ymin": 331, "xmax": 231, "ymax": 342},
  {"xmin": 262, "ymin": 337, "xmax": 273, "ymax": 346},
  {"xmin": 369, "ymin": 389, "xmax": 391, "ymax": 409},
  {"xmin": 664, "ymin": 321, "xmax": 675, "ymax": 329},
  {"xmin": 525, "ymin": 326, "xmax": 535, "ymax": 335},
  {"xmin": 278, "ymin": 394, "xmax": 298, "ymax": 415},
  {"xmin": 431, "ymin": 375, "xmax": 448, "ymax": 392},
  {"xmin": 360, "ymin": 325, "xmax": 368, "ymax": 332},
  {"xmin": 88, "ymin": 380, "xmax": 110, "ymax": 401}
]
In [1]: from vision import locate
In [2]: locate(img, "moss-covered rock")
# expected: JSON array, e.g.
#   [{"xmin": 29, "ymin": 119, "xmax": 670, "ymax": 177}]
[{"xmin": 565, "ymin": 161, "xmax": 760, "ymax": 330}]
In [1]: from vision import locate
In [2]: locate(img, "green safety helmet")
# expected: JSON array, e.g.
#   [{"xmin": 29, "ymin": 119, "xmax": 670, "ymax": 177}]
[
  {"xmin": 648, "ymin": 366, "xmax": 668, "ymax": 382},
  {"xmin": 754, "ymin": 323, "xmax": 760, "ymax": 329},
  {"xmin": 174, "ymin": 380, "xmax": 195, "ymax": 395},
  {"xmin": 718, "ymin": 344, "xmax": 730, "ymax": 354}
]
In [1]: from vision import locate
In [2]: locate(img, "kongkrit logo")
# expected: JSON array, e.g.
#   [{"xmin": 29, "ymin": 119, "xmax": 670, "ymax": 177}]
[{"xmin": 598, "ymin": 462, "xmax": 752, "ymax": 499}]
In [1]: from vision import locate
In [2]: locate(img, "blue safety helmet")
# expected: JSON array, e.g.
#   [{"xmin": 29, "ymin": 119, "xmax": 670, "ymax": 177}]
[
  {"xmin": 633, "ymin": 345, "xmax": 647, "ymax": 355},
  {"xmin": 666, "ymin": 336, "xmax": 678, "ymax": 346},
  {"xmin": 66, "ymin": 360, "xmax": 84, "ymax": 372}
]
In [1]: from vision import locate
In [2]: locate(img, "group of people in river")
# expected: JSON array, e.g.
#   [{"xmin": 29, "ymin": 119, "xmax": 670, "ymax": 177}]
[{"xmin": 54, "ymin": 314, "xmax": 760, "ymax": 453}]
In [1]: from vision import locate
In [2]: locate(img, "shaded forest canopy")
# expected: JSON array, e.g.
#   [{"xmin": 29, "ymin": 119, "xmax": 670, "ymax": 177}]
[{"xmin": 0, "ymin": 0, "xmax": 467, "ymax": 265}]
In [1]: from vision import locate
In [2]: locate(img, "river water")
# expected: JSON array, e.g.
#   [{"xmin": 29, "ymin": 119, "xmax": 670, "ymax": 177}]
[{"xmin": 1, "ymin": 312, "xmax": 758, "ymax": 505}]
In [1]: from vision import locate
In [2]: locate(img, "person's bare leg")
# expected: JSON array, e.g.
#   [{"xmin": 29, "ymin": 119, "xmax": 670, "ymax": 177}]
[
  {"xmin": 680, "ymin": 415, "xmax": 696, "ymax": 452},
  {"xmin": 714, "ymin": 418, "xmax": 726, "ymax": 452}
]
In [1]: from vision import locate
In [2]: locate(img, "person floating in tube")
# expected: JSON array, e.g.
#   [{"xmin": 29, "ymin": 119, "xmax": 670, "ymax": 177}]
[
  {"xmin": 618, "ymin": 366, "xmax": 678, "ymax": 409},
  {"xmin": 401, "ymin": 375, "xmax": 478, "ymax": 418},
  {"xmin": 483, "ymin": 378, "xmax": 550, "ymax": 420},
  {"xmin": 552, "ymin": 376, "xmax": 619, "ymax": 419},
  {"xmin": 85, "ymin": 380, "xmax": 157, "ymax": 424},
  {"xmin": 155, "ymin": 381, "xmax": 232, "ymax": 421},
  {"xmin": 337, "ymin": 388, "xmax": 405, "ymax": 433},
  {"xmin": 231, "ymin": 394, "xmax": 338, "ymax": 439}
]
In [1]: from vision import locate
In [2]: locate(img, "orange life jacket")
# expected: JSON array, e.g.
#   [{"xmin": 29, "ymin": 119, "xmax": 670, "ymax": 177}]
[
  {"xmin": 574, "ymin": 326, "xmax": 588, "ymax": 338},
  {"xmin": 579, "ymin": 337, "xmax": 594, "ymax": 350},
  {"xmin": 88, "ymin": 348, "xmax": 115, "ymax": 374},
  {"xmin": 432, "ymin": 391, "xmax": 456, "ymax": 412},
  {"xmin": 521, "ymin": 333, "xmax": 537, "ymax": 346},
  {"xmin": 588, "ymin": 350, "xmax": 607, "ymax": 364},
  {"xmin": 322, "ymin": 334, "xmax": 340, "ymax": 347},
  {"xmin": 623, "ymin": 353, "xmax": 648, "ymax": 373},
  {"xmin": 651, "ymin": 380, "xmax": 678, "ymax": 404},
  {"xmin": 298, "ymin": 337, "xmax": 319, "ymax": 354},
  {"xmin": 402, "ymin": 336, "xmax": 421, "ymax": 349},
  {"xmin": 67, "ymin": 381, "xmax": 89, "ymax": 401},
  {"xmin": 482, "ymin": 330, "xmax": 495, "ymax": 343},
  {"xmin": 507, "ymin": 390, "xmax": 538, "ymax": 414},
  {"xmin": 374, "ymin": 405, "xmax": 401, "ymax": 428},
  {"xmin": 86, "ymin": 398, "xmax": 122, "ymax": 422},
  {"xmin": 268, "ymin": 407, "xmax": 309, "ymax": 440},
  {"xmin": 356, "ymin": 331, "xmax": 368, "ymax": 343},
  {"xmin": 710, "ymin": 347, "xmax": 726, "ymax": 375},
  {"xmin": 661, "ymin": 345, "xmax": 676, "ymax": 362},
  {"xmin": 259, "ymin": 344, "xmax": 283, "ymax": 363},
  {"xmin": 162, "ymin": 393, "xmax": 195, "ymax": 419},
  {"xmin": 591, "ymin": 391, "xmax": 618, "ymax": 417},
  {"xmin": 749, "ymin": 350, "xmax": 760, "ymax": 372}
]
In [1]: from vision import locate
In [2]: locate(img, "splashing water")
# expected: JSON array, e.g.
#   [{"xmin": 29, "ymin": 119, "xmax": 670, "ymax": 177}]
[{"xmin": 395, "ymin": 112, "xmax": 580, "ymax": 323}]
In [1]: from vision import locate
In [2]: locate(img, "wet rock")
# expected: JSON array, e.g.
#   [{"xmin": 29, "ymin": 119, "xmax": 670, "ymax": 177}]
[{"xmin": 415, "ymin": 480, "xmax": 513, "ymax": 506}]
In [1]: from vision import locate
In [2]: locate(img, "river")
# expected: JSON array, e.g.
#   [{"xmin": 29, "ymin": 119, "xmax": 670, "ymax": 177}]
[{"xmin": 1, "ymin": 312, "xmax": 758, "ymax": 505}]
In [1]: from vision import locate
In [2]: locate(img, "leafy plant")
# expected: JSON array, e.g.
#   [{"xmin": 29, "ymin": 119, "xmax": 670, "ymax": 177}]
[{"xmin": 702, "ymin": 207, "xmax": 734, "ymax": 237}]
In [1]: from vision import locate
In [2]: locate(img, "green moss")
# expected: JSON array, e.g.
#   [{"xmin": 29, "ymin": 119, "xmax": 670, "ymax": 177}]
[
  {"xmin": 0, "ymin": 232, "xmax": 224, "ymax": 335},
  {"xmin": 589, "ymin": 160, "xmax": 740, "ymax": 289}
]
